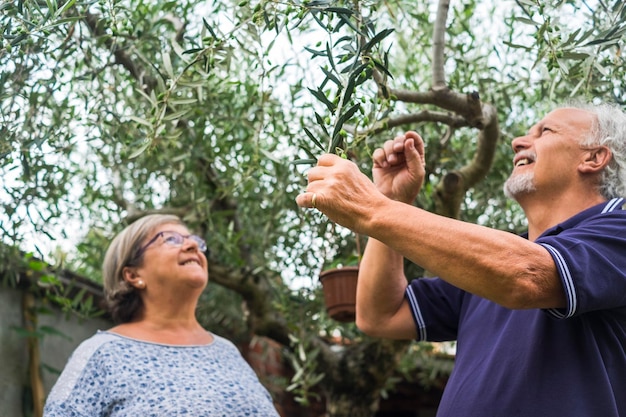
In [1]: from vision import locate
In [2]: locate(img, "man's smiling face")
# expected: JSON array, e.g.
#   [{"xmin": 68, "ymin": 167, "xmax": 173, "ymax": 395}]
[{"xmin": 504, "ymin": 107, "xmax": 596, "ymax": 202}]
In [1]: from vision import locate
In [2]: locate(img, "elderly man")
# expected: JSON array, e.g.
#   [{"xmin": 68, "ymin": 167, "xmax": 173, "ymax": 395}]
[{"xmin": 297, "ymin": 103, "xmax": 626, "ymax": 416}]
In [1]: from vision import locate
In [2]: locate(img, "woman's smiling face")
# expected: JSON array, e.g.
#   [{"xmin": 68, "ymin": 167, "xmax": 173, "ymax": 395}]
[{"xmin": 133, "ymin": 222, "xmax": 209, "ymax": 293}]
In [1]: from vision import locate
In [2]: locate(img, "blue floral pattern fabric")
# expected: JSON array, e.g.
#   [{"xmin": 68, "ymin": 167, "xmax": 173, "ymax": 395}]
[{"xmin": 44, "ymin": 331, "xmax": 279, "ymax": 416}]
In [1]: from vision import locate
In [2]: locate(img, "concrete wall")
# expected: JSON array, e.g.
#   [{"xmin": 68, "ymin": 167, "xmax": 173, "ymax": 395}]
[{"xmin": 0, "ymin": 287, "xmax": 112, "ymax": 417}]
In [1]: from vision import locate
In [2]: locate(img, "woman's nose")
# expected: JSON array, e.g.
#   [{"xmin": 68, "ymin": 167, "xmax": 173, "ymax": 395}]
[{"xmin": 182, "ymin": 237, "xmax": 199, "ymax": 251}]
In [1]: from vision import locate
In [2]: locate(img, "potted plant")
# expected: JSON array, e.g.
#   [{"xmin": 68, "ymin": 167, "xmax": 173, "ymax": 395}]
[
  {"xmin": 319, "ymin": 267, "xmax": 358, "ymax": 323},
  {"xmin": 319, "ymin": 235, "xmax": 363, "ymax": 322}
]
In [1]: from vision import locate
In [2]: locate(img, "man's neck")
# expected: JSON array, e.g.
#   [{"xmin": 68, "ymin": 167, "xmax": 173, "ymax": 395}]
[{"xmin": 519, "ymin": 192, "xmax": 606, "ymax": 241}]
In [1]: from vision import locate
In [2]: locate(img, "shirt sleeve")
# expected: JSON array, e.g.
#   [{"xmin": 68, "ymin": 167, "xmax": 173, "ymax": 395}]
[
  {"xmin": 405, "ymin": 277, "xmax": 468, "ymax": 341},
  {"xmin": 43, "ymin": 333, "xmax": 115, "ymax": 417},
  {"xmin": 537, "ymin": 212, "xmax": 626, "ymax": 319}
]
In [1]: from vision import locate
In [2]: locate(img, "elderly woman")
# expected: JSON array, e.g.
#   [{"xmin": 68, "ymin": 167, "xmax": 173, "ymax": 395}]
[{"xmin": 44, "ymin": 214, "xmax": 280, "ymax": 416}]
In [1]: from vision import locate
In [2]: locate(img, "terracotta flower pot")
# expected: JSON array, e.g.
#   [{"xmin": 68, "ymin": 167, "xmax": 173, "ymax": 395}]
[{"xmin": 319, "ymin": 266, "xmax": 359, "ymax": 322}]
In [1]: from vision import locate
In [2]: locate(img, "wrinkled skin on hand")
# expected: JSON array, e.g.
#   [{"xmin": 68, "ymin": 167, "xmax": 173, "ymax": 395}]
[
  {"xmin": 295, "ymin": 131, "xmax": 426, "ymax": 234},
  {"xmin": 372, "ymin": 131, "xmax": 425, "ymax": 203}
]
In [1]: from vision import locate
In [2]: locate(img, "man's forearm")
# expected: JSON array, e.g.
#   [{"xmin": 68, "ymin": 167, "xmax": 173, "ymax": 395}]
[
  {"xmin": 362, "ymin": 199, "xmax": 564, "ymax": 310},
  {"xmin": 356, "ymin": 237, "xmax": 417, "ymax": 339}
]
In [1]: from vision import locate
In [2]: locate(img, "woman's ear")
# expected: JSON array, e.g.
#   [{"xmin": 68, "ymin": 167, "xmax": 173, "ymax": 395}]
[
  {"xmin": 579, "ymin": 146, "xmax": 612, "ymax": 174},
  {"xmin": 122, "ymin": 266, "xmax": 145, "ymax": 289}
]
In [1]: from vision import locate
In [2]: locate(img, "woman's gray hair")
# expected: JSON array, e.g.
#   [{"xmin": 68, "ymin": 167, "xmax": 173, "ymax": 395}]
[
  {"xmin": 573, "ymin": 102, "xmax": 626, "ymax": 199},
  {"xmin": 102, "ymin": 214, "xmax": 184, "ymax": 323}
]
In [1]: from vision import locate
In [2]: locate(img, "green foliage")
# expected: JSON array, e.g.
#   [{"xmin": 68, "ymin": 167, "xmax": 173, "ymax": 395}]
[
  {"xmin": 389, "ymin": 341, "xmax": 455, "ymax": 391},
  {"xmin": 253, "ymin": 0, "xmax": 398, "ymax": 162},
  {"xmin": 509, "ymin": 0, "xmax": 626, "ymax": 101},
  {"xmin": 21, "ymin": 251, "xmax": 105, "ymax": 320},
  {"xmin": 284, "ymin": 333, "xmax": 325, "ymax": 406}
]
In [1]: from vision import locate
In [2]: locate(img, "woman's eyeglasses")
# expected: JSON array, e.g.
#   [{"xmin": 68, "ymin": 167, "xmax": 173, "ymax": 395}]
[{"xmin": 134, "ymin": 231, "xmax": 207, "ymax": 260}]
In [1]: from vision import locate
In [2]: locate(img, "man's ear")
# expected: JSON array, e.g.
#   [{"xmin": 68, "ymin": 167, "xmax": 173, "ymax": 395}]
[{"xmin": 579, "ymin": 146, "xmax": 612, "ymax": 174}]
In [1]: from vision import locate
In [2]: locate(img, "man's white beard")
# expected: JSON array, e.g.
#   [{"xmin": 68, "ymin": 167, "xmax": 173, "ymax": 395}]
[{"xmin": 504, "ymin": 172, "xmax": 536, "ymax": 200}]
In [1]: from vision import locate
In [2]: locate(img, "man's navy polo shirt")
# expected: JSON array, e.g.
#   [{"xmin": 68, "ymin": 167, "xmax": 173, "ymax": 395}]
[{"xmin": 406, "ymin": 198, "xmax": 626, "ymax": 417}]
